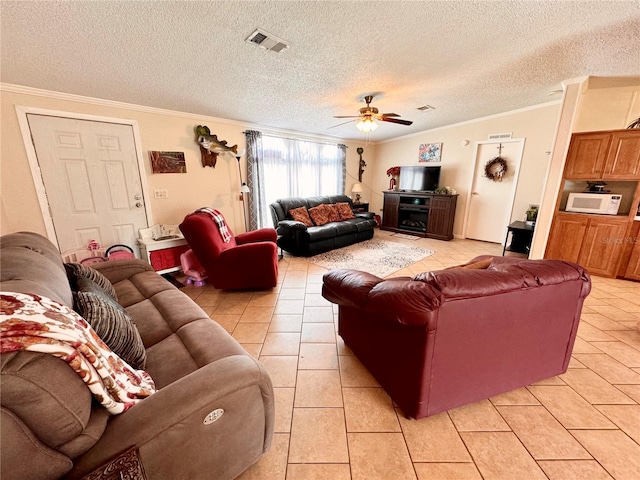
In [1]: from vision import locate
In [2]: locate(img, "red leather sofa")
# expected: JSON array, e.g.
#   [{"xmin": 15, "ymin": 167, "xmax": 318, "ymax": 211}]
[
  {"xmin": 180, "ymin": 212, "xmax": 279, "ymax": 290},
  {"xmin": 322, "ymin": 256, "xmax": 591, "ymax": 419}
]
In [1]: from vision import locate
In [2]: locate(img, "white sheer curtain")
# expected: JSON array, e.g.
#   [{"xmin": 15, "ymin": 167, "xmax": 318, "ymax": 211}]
[{"xmin": 246, "ymin": 131, "xmax": 346, "ymax": 228}]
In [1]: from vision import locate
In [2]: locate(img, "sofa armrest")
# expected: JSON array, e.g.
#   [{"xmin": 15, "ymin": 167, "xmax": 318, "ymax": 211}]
[
  {"xmin": 355, "ymin": 212, "xmax": 374, "ymax": 219},
  {"xmin": 92, "ymin": 259, "xmax": 154, "ymax": 284},
  {"xmin": 236, "ymin": 228, "xmax": 277, "ymax": 244},
  {"xmin": 219, "ymin": 241, "xmax": 277, "ymax": 264},
  {"xmin": 322, "ymin": 269, "xmax": 441, "ymax": 328},
  {"xmin": 276, "ymin": 220, "xmax": 307, "ymax": 236},
  {"xmin": 68, "ymin": 355, "xmax": 274, "ymax": 479}
]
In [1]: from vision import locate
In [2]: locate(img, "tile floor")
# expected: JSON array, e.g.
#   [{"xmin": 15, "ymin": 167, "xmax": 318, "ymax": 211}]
[{"xmin": 180, "ymin": 230, "xmax": 640, "ymax": 480}]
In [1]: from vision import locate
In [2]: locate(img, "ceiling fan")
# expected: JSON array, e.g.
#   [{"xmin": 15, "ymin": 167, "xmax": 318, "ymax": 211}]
[{"xmin": 332, "ymin": 95, "xmax": 413, "ymax": 132}]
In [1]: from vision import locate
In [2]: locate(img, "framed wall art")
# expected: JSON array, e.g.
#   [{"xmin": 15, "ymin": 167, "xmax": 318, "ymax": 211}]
[
  {"xmin": 149, "ymin": 151, "xmax": 187, "ymax": 173},
  {"xmin": 418, "ymin": 143, "xmax": 442, "ymax": 163}
]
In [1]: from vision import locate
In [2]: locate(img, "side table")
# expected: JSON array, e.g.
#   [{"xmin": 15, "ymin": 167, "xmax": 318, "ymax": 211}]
[
  {"xmin": 503, "ymin": 221, "xmax": 534, "ymax": 257},
  {"xmin": 352, "ymin": 202, "xmax": 369, "ymax": 213}
]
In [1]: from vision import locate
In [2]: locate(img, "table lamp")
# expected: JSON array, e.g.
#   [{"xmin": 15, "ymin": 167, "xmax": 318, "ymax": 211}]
[{"xmin": 351, "ymin": 183, "xmax": 363, "ymax": 204}]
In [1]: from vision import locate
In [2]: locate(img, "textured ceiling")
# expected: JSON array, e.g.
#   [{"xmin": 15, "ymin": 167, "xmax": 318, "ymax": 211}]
[{"xmin": 2, "ymin": 1, "xmax": 639, "ymax": 141}]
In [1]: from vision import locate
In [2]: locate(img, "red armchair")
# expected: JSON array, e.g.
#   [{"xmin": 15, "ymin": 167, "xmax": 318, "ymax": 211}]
[{"xmin": 180, "ymin": 211, "xmax": 279, "ymax": 290}]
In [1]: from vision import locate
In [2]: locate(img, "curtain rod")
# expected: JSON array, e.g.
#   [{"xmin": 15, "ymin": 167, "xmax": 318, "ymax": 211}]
[{"xmin": 243, "ymin": 131, "xmax": 348, "ymax": 148}]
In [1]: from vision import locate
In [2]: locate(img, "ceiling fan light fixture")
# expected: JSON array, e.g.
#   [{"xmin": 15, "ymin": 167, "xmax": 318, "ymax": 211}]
[{"xmin": 356, "ymin": 117, "xmax": 378, "ymax": 132}]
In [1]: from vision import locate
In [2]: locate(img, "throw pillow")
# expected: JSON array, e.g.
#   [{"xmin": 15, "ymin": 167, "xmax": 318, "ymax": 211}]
[
  {"xmin": 336, "ymin": 202, "xmax": 356, "ymax": 220},
  {"xmin": 73, "ymin": 280, "xmax": 146, "ymax": 370},
  {"xmin": 324, "ymin": 204, "xmax": 341, "ymax": 223},
  {"xmin": 308, "ymin": 205, "xmax": 330, "ymax": 226},
  {"xmin": 65, "ymin": 262, "xmax": 118, "ymax": 300},
  {"xmin": 288, "ymin": 206, "xmax": 313, "ymax": 227}
]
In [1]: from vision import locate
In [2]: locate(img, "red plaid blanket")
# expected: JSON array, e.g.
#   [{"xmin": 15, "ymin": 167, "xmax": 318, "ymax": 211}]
[{"xmin": 196, "ymin": 207, "xmax": 232, "ymax": 243}]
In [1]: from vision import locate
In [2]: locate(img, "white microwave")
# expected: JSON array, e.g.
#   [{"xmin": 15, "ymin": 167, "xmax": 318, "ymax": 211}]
[{"xmin": 566, "ymin": 193, "xmax": 622, "ymax": 215}]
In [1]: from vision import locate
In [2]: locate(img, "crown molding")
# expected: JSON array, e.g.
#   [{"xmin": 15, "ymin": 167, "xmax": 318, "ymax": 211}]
[{"xmin": 0, "ymin": 83, "xmax": 353, "ymax": 145}]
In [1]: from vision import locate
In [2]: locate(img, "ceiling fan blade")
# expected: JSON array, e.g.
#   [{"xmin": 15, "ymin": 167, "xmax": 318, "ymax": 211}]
[
  {"xmin": 381, "ymin": 117, "xmax": 413, "ymax": 126},
  {"xmin": 380, "ymin": 113, "xmax": 400, "ymax": 118},
  {"xmin": 333, "ymin": 115, "xmax": 360, "ymax": 118},
  {"xmin": 328, "ymin": 119, "xmax": 357, "ymax": 129}
]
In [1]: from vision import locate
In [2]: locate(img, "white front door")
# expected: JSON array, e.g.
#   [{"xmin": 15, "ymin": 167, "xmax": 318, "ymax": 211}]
[
  {"xmin": 26, "ymin": 114, "xmax": 148, "ymax": 254},
  {"xmin": 465, "ymin": 140, "xmax": 523, "ymax": 244}
]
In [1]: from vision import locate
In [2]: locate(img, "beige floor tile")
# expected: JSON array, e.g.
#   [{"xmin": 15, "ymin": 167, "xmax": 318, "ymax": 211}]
[
  {"xmin": 538, "ymin": 460, "xmax": 614, "ymax": 480},
  {"xmin": 239, "ymin": 343, "xmax": 262, "ymax": 359},
  {"xmin": 306, "ymin": 274, "xmax": 325, "ymax": 284},
  {"xmin": 348, "ymin": 432, "xmax": 416, "ymax": 480},
  {"xmin": 602, "ymin": 297, "xmax": 640, "ymax": 313},
  {"xmin": 607, "ymin": 329, "xmax": 640, "ymax": 350},
  {"xmin": 461, "ymin": 431, "xmax": 547, "ymax": 480},
  {"xmin": 285, "ymin": 464, "xmax": 351, "ymax": 480},
  {"xmin": 232, "ymin": 322, "xmax": 269, "ymax": 343},
  {"xmin": 214, "ymin": 299, "xmax": 250, "ymax": 315},
  {"xmin": 527, "ymin": 386, "xmax": 615, "ymax": 429},
  {"xmin": 398, "ymin": 411, "xmax": 471, "ymax": 462},
  {"xmin": 261, "ymin": 332, "xmax": 301, "ymax": 355},
  {"xmin": 573, "ymin": 353, "xmax": 640, "ymax": 384},
  {"xmin": 577, "ymin": 322, "xmax": 616, "ymax": 342},
  {"xmin": 490, "ymin": 387, "xmax": 541, "ymax": 406},
  {"xmin": 298, "ymin": 343, "xmax": 338, "ymax": 369},
  {"xmin": 336, "ymin": 336, "xmax": 354, "ymax": 355},
  {"xmin": 282, "ymin": 277, "xmax": 308, "ymax": 288},
  {"xmin": 614, "ymin": 384, "xmax": 640, "ymax": 403},
  {"xmin": 590, "ymin": 341, "xmax": 640, "ymax": 368},
  {"xmin": 301, "ymin": 322, "xmax": 336, "ymax": 343},
  {"xmin": 530, "ymin": 375, "xmax": 567, "ymax": 386},
  {"xmin": 572, "ymin": 337, "xmax": 603, "ymax": 354},
  {"xmin": 568, "ymin": 356, "xmax": 587, "ymax": 368},
  {"xmin": 268, "ymin": 314, "xmax": 303, "ymax": 332},
  {"xmin": 302, "ymin": 306, "xmax": 334, "ymax": 323},
  {"xmin": 571, "ymin": 429, "xmax": 640, "ymax": 480},
  {"xmin": 497, "ymin": 405, "xmax": 591, "ymax": 460},
  {"xmin": 304, "ymin": 293, "xmax": 332, "ymax": 306},
  {"xmin": 273, "ymin": 388, "xmax": 294, "ymax": 433},
  {"xmin": 589, "ymin": 305, "xmax": 640, "ymax": 322},
  {"xmin": 559, "ymin": 368, "xmax": 635, "ymax": 404},
  {"xmin": 342, "ymin": 388, "xmax": 400, "ymax": 432},
  {"xmin": 248, "ymin": 291, "xmax": 279, "ymax": 306},
  {"xmin": 259, "ymin": 356, "xmax": 299, "ymax": 387},
  {"xmin": 278, "ymin": 288, "xmax": 306, "ymax": 300},
  {"xmin": 239, "ymin": 305, "xmax": 274, "ymax": 323},
  {"xmin": 595, "ymin": 405, "xmax": 640, "ymax": 443},
  {"xmin": 414, "ymin": 463, "xmax": 482, "ymax": 480},
  {"xmin": 305, "ymin": 283, "xmax": 323, "ymax": 294},
  {"xmin": 211, "ymin": 313, "xmax": 240, "ymax": 333},
  {"xmin": 448, "ymin": 399, "xmax": 510, "ymax": 432},
  {"xmin": 581, "ymin": 313, "xmax": 630, "ymax": 331},
  {"xmin": 236, "ymin": 433, "xmax": 289, "ymax": 480},
  {"xmin": 194, "ymin": 291, "xmax": 226, "ymax": 307},
  {"xmin": 274, "ymin": 299, "xmax": 305, "ymax": 314},
  {"xmin": 294, "ymin": 370, "xmax": 343, "ymax": 407},
  {"xmin": 338, "ymin": 355, "xmax": 379, "ymax": 387},
  {"xmin": 289, "ymin": 408, "xmax": 349, "ymax": 463}
]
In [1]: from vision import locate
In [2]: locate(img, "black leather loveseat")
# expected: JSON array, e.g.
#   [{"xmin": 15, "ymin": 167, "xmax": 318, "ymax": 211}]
[{"xmin": 270, "ymin": 195, "xmax": 376, "ymax": 256}]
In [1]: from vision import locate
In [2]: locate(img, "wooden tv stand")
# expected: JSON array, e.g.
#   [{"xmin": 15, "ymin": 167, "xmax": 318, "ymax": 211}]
[{"xmin": 381, "ymin": 191, "xmax": 458, "ymax": 240}]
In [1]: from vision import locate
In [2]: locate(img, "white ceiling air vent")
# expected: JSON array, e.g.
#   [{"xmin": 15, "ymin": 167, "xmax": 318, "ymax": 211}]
[
  {"xmin": 488, "ymin": 132, "xmax": 512, "ymax": 140},
  {"xmin": 246, "ymin": 29, "xmax": 289, "ymax": 53}
]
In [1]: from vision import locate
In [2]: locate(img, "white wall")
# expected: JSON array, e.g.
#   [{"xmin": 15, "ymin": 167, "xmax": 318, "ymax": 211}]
[
  {"xmin": 373, "ymin": 103, "xmax": 561, "ymax": 237},
  {"xmin": 0, "ymin": 85, "xmax": 368, "ymax": 242}
]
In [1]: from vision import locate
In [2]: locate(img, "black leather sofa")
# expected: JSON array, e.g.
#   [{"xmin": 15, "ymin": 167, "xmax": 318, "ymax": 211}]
[{"xmin": 269, "ymin": 195, "xmax": 376, "ymax": 256}]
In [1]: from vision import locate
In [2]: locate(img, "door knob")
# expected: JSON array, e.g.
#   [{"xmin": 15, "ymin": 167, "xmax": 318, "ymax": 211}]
[{"xmin": 135, "ymin": 202, "xmax": 143, "ymax": 208}]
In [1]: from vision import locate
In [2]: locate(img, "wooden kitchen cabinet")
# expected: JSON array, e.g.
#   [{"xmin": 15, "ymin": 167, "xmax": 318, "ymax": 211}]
[
  {"xmin": 564, "ymin": 132, "xmax": 611, "ymax": 179},
  {"xmin": 577, "ymin": 217, "xmax": 629, "ymax": 277},
  {"xmin": 564, "ymin": 129, "xmax": 640, "ymax": 181},
  {"xmin": 545, "ymin": 213, "xmax": 589, "ymax": 263},
  {"xmin": 603, "ymin": 130, "xmax": 640, "ymax": 179},
  {"xmin": 623, "ymin": 222, "xmax": 640, "ymax": 280}
]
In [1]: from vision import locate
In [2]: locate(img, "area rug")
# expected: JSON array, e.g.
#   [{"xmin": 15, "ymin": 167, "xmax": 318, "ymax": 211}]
[{"xmin": 309, "ymin": 239, "xmax": 434, "ymax": 278}]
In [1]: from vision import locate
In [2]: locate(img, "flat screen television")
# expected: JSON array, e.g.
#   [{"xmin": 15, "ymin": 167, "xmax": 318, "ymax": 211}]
[{"xmin": 399, "ymin": 166, "xmax": 441, "ymax": 192}]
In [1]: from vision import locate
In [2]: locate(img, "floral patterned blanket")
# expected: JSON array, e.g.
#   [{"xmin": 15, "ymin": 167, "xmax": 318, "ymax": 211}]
[{"xmin": 0, "ymin": 292, "xmax": 156, "ymax": 414}]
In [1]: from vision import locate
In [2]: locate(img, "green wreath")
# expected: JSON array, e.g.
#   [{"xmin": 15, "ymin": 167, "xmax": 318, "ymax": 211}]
[{"xmin": 484, "ymin": 156, "xmax": 508, "ymax": 182}]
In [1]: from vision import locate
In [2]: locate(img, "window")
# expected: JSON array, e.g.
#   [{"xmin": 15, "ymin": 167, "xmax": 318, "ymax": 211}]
[{"xmin": 248, "ymin": 134, "xmax": 346, "ymax": 228}]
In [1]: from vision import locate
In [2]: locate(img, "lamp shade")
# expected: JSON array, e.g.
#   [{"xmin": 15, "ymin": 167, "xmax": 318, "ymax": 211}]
[
  {"xmin": 356, "ymin": 117, "xmax": 378, "ymax": 132},
  {"xmin": 351, "ymin": 183, "xmax": 363, "ymax": 194}
]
